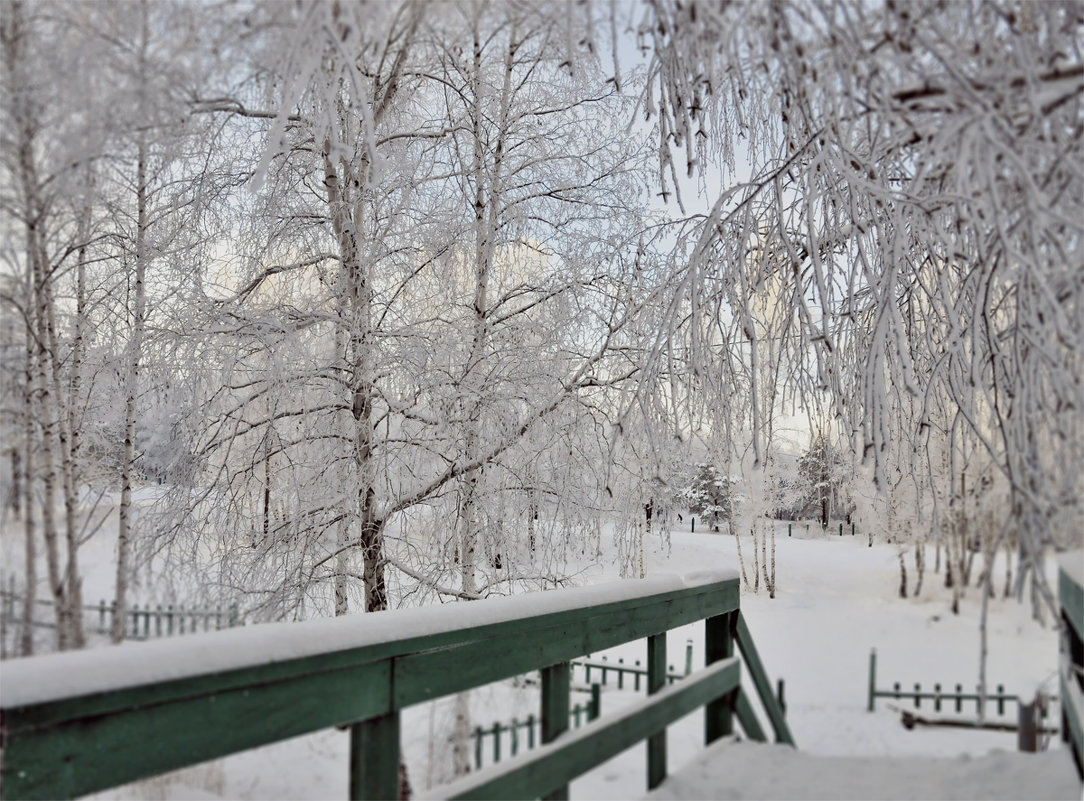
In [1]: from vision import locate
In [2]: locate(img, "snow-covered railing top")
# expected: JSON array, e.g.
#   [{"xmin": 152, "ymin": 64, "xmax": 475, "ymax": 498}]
[{"xmin": 0, "ymin": 569, "xmax": 798, "ymax": 801}]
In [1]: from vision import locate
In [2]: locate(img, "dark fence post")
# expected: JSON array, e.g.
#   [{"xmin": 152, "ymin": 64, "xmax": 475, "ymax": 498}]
[
  {"xmin": 705, "ymin": 610, "xmax": 737, "ymax": 744},
  {"xmin": 541, "ymin": 662, "xmax": 571, "ymax": 801},
  {"xmin": 867, "ymin": 649, "xmax": 877, "ymax": 711},
  {"xmin": 350, "ymin": 713, "xmax": 399, "ymax": 800},
  {"xmin": 1018, "ymin": 699, "xmax": 1038, "ymax": 752},
  {"xmin": 647, "ymin": 632, "xmax": 667, "ymax": 790},
  {"xmin": 474, "ymin": 726, "xmax": 483, "ymax": 770},
  {"xmin": 589, "ymin": 684, "xmax": 601, "ymax": 721}
]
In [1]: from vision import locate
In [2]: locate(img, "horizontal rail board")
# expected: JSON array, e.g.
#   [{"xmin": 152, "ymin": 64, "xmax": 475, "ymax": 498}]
[
  {"xmin": 1062, "ymin": 665, "xmax": 1083, "ymax": 774},
  {"xmin": 1, "ymin": 574, "xmax": 739, "ymax": 799},
  {"xmin": 429, "ymin": 657, "xmax": 742, "ymax": 801},
  {"xmin": 1060, "ymin": 561, "xmax": 1083, "ymax": 643}
]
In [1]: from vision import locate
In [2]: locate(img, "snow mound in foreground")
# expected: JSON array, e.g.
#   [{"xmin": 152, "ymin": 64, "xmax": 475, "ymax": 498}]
[{"xmin": 645, "ymin": 739, "xmax": 1081, "ymax": 800}]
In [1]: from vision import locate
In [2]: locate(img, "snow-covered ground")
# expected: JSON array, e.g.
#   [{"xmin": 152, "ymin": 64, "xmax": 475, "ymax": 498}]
[{"xmin": 5, "ymin": 518, "xmax": 1076, "ymax": 799}]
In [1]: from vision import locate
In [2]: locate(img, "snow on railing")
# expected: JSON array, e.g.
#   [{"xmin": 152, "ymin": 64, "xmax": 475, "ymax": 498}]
[{"xmin": 0, "ymin": 569, "xmax": 796, "ymax": 800}]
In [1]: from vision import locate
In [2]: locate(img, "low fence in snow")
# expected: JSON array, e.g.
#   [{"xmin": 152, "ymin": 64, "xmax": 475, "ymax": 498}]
[
  {"xmin": 0, "ymin": 577, "xmax": 240, "ymax": 644},
  {"xmin": 0, "ymin": 572, "xmax": 794, "ymax": 800},
  {"xmin": 866, "ymin": 648, "xmax": 1049, "ymax": 717}
]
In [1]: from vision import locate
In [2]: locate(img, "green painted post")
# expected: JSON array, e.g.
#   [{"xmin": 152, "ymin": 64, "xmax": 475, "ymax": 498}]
[
  {"xmin": 914, "ymin": 683, "xmax": 921, "ymax": 708},
  {"xmin": 685, "ymin": 639, "xmax": 693, "ymax": 676},
  {"xmin": 788, "ymin": 523, "xmax": 792, "ymax": 537},
  {"xmin": 893, "ymin": 681, "xmax": 901, "ymax": 699},
  {"xmin": 583, "ymin": 662, "xmax": 591, "ymax": 683},
  {"xmin": 156, "ymin": 605, "xmax": 162, "ymax": 637},
  {"xmin": 526, "ymin": 714, "xmax": 535, "ymax": 749},
  {"xmin": 474, "ymin": 727, "xmax": 483, "ymax": 769},
  {"xmin": 997, "ymin": 685, "xmax": 1005, "ymax": 715},
  {"xmin": 143, "ymin": 609, "xmax": 150, "ymax": 639},
  {"xmin": 99, "ymin": 599, "xmax": 106, "ymax": 630},
  {"xmin": 851, "ymin": 522, "xmax": 856, "ymax": 536},
  {"xmin": 179, "ymin": 605, "xmax": 185, "ymax": 635},
  {"xmin": 839, "ymin": 523, "xmax": 843, "ymax": 537},
  {"xmin": 647, "ymin": 632, "xmax": 667, "ymax": 790},
  {"xmin": 956, "ymin": 684, "xmax": 963, "ymax": 712},
  {"xmin": 589, "ymin": 684, "xmax": 601, "ymax": 721},
  {"xmin": 691, "ymin": 517, "xmax": 695, "ymax": 533},
  {"xmin": 511, "ymin": 718, "xmax": 519, "ymax": 756},
  {"xmin": 634, "ymin": 660, "xmax": 641, "ymax": 692},
  {"xmin": 541, "ymin": 662, "xmax": 571, "ymax": 801},
  {"xmin": 705, "ymin": 610, "xmax": 737, "ymax": 744},
  {"xmin": 167, "ymin": 604, "xmax": 174, "ymax": 635},
  {"xmin": 617, "ymin": 658, "xmax": 625, "ymax": 690},
  {"xmin": 868, "ymin": 649, "xmax": 877, "ymax": 712},
  {"xmin": 493, "ymin": 723, "xmax": 501, "ymax": 763},
  {"xmin": 350, "ymin": 713, "xmax": 399, "ymax": 801},
  {"xmin": 934, "ymin": 684, "xmax": 942, "ymax": 712}
]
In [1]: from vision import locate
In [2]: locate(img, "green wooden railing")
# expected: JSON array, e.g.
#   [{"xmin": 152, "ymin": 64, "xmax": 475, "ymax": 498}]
[
  {"xmin": 1060, "ymin": 554, "xmax": 1083, "ymax": 779},
  {"xmin": 0, "ymin": 572, "xmax": 793, "ymax": 800}
]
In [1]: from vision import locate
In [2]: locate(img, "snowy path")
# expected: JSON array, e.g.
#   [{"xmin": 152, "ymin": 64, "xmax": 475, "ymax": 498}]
[{"xmin": 645, "ymin": 740, "xmax": 1081, "ymax": 800}]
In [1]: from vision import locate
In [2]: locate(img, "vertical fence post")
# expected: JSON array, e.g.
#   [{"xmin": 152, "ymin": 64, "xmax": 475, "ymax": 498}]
[
  {"xmin": 705, "ymin": 610, "xmax": 737, "ymax": 744},
  {"xmin": 493, "ymin": 723, "xmax": 501, "ymax": 763},
  {"xmin": 1018, "ymin": 698, "xmax": 1038, "ymax": 752},
  {"xmin": 868, "ymin": 649, "xmax": 877, "ymax": 711},
  {"xmin": 691, "ymin": 517, "xmax": 695, "ymax": 533},
  {"xmin": 634, "ymin": 660, "xmax": 641, "ymax": 692},
  {"xmin": 155, "ymin": 605, "xmax": 162, "ymax": 638},
  {"xmin": 526, "ymin": 714, "xmax": 535, "ymax": 749},
  {"xmin": 350, "ymin": 713, "xmax": 399, "ymax": 801},
  {"xmin": 617, "ymin": 659, "xmax": 625, "ymax": 690},
  {"xmin": 684, "ymin": 639, "xmax": 693, "ymax": 676},
  {"xmin": 934, "ymin": 683, "xmax": 942, "ymax": 712},
  {"xmin": 589, "ymin": 684, "xmax": 601, "ymax": 721},
  {"xmin": 788, "ymin": 523, "xmax": 792, "ymax": 537},
  {"xmin": 541, "ymin": 662, "xmax": 571, "ymax": 801},
  {"xmin": 473, "ymin": 726, "xmax": 483, "ymax": 770},
  {"xmin": 647, "ymin": 632, "xmax": 667, "ymax": 790},
  {"xmin": 997, "ymin": 685, "xmax": 1006, "ymax": 715},
  {"xmin": 914, "ymin": 683, "xmax": 921, "ymax": 709}
]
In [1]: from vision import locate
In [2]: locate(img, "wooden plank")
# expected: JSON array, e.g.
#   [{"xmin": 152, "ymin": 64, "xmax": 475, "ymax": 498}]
[
  {"xmin": 646, "ymin": 632, "xmax": 667, "ymax": 790},
  {"xmin": 541, "ymin": 664, "xmax": 571, "ymax": 801},
  {"xmin": 3, "ymin": 579, "xmax": 738, "ymax": 732},
  {"xmin": 433, "ymin": 657, "xmax": 742, "ymax": 801},
  {"xmin": 1, "ymin": 660, "xmax": 391, "ymax": 800},
  {"xmin": 1060, "ymin": 563, "xmax": 1084, "ymax": 644},
  {"xmin": 735, "ymin": 689, "xmax": 767, "ymax": 742},
  {"xmin": 393, "ymin": 581, "xmax": 739, "ymax": 707},
  {"xmin": 351, "ymin": 712, "xmax": 400, "ymax": 801},
  {"xmin": 736, "ymin": 612, "xmax": 796, "ymax": 746},
  {"xmin": 1061, "ymin": 663, "xmax": 1084, "ymax": 779},
  {"xmin": 705, "ymin": 611, "xmax": 736, "ymax": 744}
]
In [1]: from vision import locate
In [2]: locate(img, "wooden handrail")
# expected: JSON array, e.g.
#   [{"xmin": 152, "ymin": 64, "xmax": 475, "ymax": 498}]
[
  {"xmin": 0, "ymin": 571, "xmax": 793, "ymax": 799},
  {"xmin": 1059, "ymin": 554, "xmax": 1084, "ymax": 779}
]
